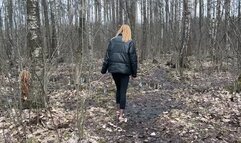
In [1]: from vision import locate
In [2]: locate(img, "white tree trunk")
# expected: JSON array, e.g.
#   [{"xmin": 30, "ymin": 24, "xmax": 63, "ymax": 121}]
[
  {"xmin": 178, "ymin": 0, "xmax": 191, "ymax": 72},
  {"xmin": 27, "ymin": 0, "xmax": 44, "ymax": 107}
]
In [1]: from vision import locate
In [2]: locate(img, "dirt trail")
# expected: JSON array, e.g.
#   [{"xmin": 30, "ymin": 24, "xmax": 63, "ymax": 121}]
[
  {"xmin": 122, "ymin": 68, "xmax": 186, "ymax": 142},
  {"xmin": 91, "ymin": 66, "xmax": 238, "ymax": 143}
]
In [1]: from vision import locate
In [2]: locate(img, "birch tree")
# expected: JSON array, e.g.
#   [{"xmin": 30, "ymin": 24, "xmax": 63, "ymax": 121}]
[
  {"xmin": 26, "ymin": 0, "xmax": 45, "ymax": 107},
  {"xmin": 178, "ymin": 0, "xmax": 191, "ymax": 74}
]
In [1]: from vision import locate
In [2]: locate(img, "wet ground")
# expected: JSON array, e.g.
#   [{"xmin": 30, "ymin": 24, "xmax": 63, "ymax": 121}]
[
  {"xmin": 93, "ymin": 67, "xmax": 187, "ymax": 142},
  {"xmin": 84, "ymin": 64, "xmax": 240, "ymax": 143}
]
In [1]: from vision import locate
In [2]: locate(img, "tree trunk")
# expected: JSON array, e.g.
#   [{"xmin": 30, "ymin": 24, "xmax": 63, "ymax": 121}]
[
  {"xmin": 50, "ymin": 0, "xmax": 57, "ymax": 58},
  {"xmin": 92, "ymin": 0, "xmax": 101, "ymax": 57},
  {"xmin": 224, "ymin": 0, "xmax": 231, "ymax": 51},
  {"xmin": 0, "ymin": 9, "xmax": 2, "ymax": 30},
  {"xmin": 158, "ymin": 0, "xmax": 164, "ymax": 57},
  {"xmin": 207, "ymin": 0, "xmax": 212, "ymax": 56},
  {"xmin": 198, "ymin": 0, "xmax": 203, "ymax": 55},
  {"xmin": 67, "ymin": 0, "xmax": 74, "ymax": 25},
  {"xmin": 26, "ymin": 0, "xmax": 45, "ymax": 107},
  {"xmin": 118, "ymin": 0, "xmax": 123, "ymax": 26},
  {"xmin": 194, "ymin": 0, "xmax": 197, "ymax": 18},
  {"xmin": 5, "ymin": 0, "xmax": 14, "ymax": 65},
  {"xmin": 149, "ymin": 0, "xmax": 154, "ymax": 58},
  {"xmin": 238, "ymin": 0, "xmax": 241, "ymax": 71},
  {"xmin": 125, "ymin": 0, "xmax": 136, "ymax": 39},
  {"xmin": 153, "ymin": 1, "xmax": 159, "ymax": 57},
  {"xmin": 215, "ymin": 0, "xmax": 221, "ymax": 65},
  {"xmin": 173, "ymin": 0, "xmax": 180, "ymax": 51},
  {"xmin": 74, "ymin": 0, "xmax": 85, "ymax": 86},
  {"xmin": 140, "ymin": 0, "xmax": 147, "ymax": 63},
  {"xmin": 111, "ymin": 0, "xmax": 116, "ymax": 29},
  {"xmin": 76, "ymin": 0, "xmax": 87, "ymax": 138},
  {"xmin": 192, "ymin": 0, "xmax": 198, "ymax": 53},
  {"xmin": 164, "ymin": 0, "xmax": 169, "ymax": 53},
  {"xmin": 178, "ymin": 0, "xmax": 191, "ymax": 72},
  {"xmin": 0, "ymin": 8, "xmax": 3, "ymax": 70},
  {"xmin": 41, "ymin": 0, "xmax": 51, "ymax": 58},
  {"xmin": 239, "ymin": 0, "xmax": 241, "ymax": 25}
]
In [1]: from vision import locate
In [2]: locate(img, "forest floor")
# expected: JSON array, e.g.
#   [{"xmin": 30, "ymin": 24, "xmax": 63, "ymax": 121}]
[{"xmin": 0, "ymin": 57, "xmax": 241, "ymax": 143}]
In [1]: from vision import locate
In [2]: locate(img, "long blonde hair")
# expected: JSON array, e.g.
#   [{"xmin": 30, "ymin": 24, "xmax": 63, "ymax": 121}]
[{"xmin": 115, "ymin": 24, "xmax": 132, "ymax": 42}]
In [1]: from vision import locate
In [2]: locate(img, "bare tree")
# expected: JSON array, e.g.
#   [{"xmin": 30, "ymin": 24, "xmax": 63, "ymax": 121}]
[
  {"xmin": 149, "ymin": 0, "xmax": 154, "ymax": 58},
  {"xmin": 76, "ymin": 0, "xmax": 86, "ymax": 138},
  {"xmin": 94, "ymin": 0, "xmax": 102, "ymax": 57},
  {"xmin": 198, "ymin": 0, "xmax": 203, "ymax": 55},
  {"xmin": 178, "ymin": 0, "xmax": 191, "ymax": 74},
  {"xmin": 140, "ymin": 0, "xmax": 147, "ymax": 63},
  {"xmin": 124, "ymin": 0, "xmax": 136, "ymax": 39},
  {"xmin": 4, "ymin": 0, "xmax": 14, "ymax": 66},
  {"xmin": 41, "ymin": 0, "xmax": 51, "ymax": 58},
  {"xmin": 224, "ymin": 0, "xmax": 231, "ymax": 53},
  {"xmin": 238, "ymin": 0, "xmax": 241, "ymax": 71},
  {"xmin": 111, "ymin": 0, "xmax": 116, "ymax": 28},
  {"xmin": 26, "ymin": 0, "xmax": 45, "ymax": 107},
  {"xmin": 118, "ymin": 0, "xmax": 123, "ymax": 26},
  {"xmin": 50, "ymin": 0, "xmax": 57, "ymax": 58},
  {"xmin": 206, "ymin": 0, "xmax": 212, "ymax": 56}
]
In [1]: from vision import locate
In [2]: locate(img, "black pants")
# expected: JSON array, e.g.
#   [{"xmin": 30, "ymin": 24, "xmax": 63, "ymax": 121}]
[{"xmin": 112, "ymin": 73, "xmax": 129, "ymax": 109}]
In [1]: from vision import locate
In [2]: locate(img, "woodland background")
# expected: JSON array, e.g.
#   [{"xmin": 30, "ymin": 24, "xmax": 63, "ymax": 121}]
[{"xmin": 0, "ymin": 0, "xmax": 241, "ymax": 142}]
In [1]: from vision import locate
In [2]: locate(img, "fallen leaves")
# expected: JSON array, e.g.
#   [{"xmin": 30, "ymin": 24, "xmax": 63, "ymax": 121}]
[
  {"xmin": 153, "ymin": 66, "xmax": 241, "ymax": 142},
  {"xmin": 1, "ymin": 59, "xmax": 241, "ymax": 142},
  {"xmin": 0, "ymin": 107, "xmax": 75, "ymax": 142}
]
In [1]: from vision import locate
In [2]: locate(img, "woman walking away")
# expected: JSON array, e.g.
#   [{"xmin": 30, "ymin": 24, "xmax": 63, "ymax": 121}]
[{"xmin": 101, "ymin": 24, "xmax": 138, "ymax": 123}]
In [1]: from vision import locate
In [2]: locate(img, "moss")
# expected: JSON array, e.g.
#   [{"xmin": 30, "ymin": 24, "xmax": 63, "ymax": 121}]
[
  {"xmin": 20, "ymin": 95, "xmax": 48, "ymax": 109},
  {"xmin": 236, "ymin": 74, "xmax": 241, "ymax": 92},
  {"xmin": 224, "ymin": 85, "xmax": 235, "ymax": 93},
  {"xmin": 26, "ymin": 137, "xmax": 39, "ymax": 143},
  {"xmin": 225, "ymin": 74, "xmax": 241, "ymax": 93},
  {"xmin": 98, "ymin": 139, "xmax": 107, "ymax": 143}
]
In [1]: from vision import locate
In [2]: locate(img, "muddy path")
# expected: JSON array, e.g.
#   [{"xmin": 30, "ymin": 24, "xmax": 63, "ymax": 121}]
[
  {"xmin": 85, "ymin": 66, "xmax": 187, "ymax": 142},
  {"xmin": 87, "ymin": 65, "xmax": 239, "ymax": 143},
  {"xmin": 107, "ymin": 67, "xmax": 189, "ymax": 142},
  {"xmin": 120, "ymin": 68, "xmax": 188, "ymax": 142}
]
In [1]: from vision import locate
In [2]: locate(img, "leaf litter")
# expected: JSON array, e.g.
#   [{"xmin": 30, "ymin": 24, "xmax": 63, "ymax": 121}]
[{"xmin": 0, "ymin": 60, "xmax": 241, "ymax": 142}]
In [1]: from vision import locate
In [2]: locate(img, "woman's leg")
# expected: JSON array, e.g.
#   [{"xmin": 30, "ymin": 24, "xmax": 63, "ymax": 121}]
[
  {"xmin": 112, "ymin": 74, "xmax": 121, "ymax": 115},
  {"xmin": 119, "ymin": 74, "xmax": 129, "ymax": 118}
]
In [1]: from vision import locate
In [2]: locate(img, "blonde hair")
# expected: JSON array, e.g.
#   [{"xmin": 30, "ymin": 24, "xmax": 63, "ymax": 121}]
[{"xmin": 116, "ymin": 24, "xmax": 132, "ymax": 42}]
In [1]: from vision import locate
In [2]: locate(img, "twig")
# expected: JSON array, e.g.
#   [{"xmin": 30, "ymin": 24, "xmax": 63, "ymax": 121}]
[
  {"xmin": 46, "ymin": 107, "xmax": 61, "ymax": 142},
  {"xmin": 107, "ymin": 122, "xmax": 125, "ymax": 132}
]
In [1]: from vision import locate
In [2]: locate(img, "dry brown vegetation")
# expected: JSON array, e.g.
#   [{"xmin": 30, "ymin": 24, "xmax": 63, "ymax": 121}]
[
  {"xmin": 20, "ymin": 70, "xmax": 30, "ymax": 102},
  {"xmin": 0, "ymin": 57, "xmax": 240, "ymax": 142}
]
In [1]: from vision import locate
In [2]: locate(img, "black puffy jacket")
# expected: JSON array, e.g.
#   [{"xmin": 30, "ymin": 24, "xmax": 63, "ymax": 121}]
[{"xmin": 101, "ymin": 35, "xmax": 138, "ymax": 77}]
